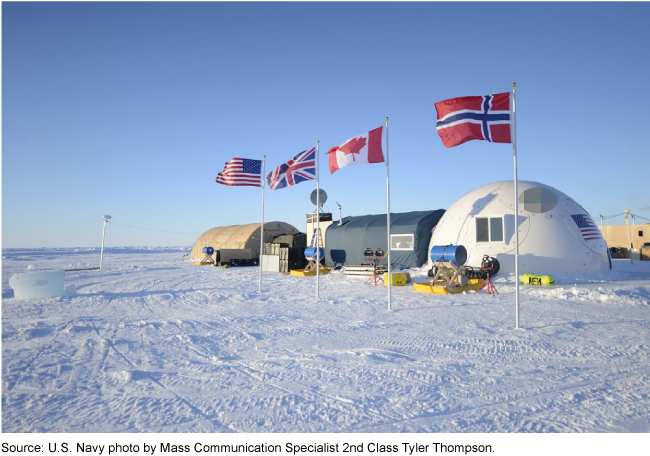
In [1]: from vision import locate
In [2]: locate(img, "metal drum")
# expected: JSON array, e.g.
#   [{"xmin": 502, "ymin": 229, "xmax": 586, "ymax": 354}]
[
  {"xmin": 304, "ymin": 247, "xmax": 324, "ymax": 259},
  {"xmin": 430, "ymin": 245, "xmax": 467, "ymax": 265},
  {"xmin": 202, "ymin": 246, "xmax": 214, "ymax": 255}
]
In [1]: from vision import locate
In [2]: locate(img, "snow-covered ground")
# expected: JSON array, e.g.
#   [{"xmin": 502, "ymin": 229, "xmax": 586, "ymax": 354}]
[{"xmin": 2, "ymin": 247, "xmax": 649, "ymax": 433}]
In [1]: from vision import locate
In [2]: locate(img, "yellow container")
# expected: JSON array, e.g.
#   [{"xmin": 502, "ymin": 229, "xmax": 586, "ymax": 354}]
[
  {"xmin": 413, "ymin": 279, "xmax": 485, "ymax": 294},
  {"xmin": 521, "ymin": 274, "xmax": 554, "ymax": 286},
  {"xmin": 383, "ymin": 272, "xmax": 407, "ymax": 286}
]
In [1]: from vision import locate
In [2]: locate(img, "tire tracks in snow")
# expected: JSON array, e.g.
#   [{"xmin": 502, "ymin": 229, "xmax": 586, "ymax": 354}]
[
  {"xmin": 349, "ymin": 357, "xmax": 650, "ymax": 432},
  {"xmin": 95, "ymin": 294, "xmax": 234, "ymax": 432},
  {"xmin": 163, "ymin": 312, "xmax": 401, "ymax": 427}
]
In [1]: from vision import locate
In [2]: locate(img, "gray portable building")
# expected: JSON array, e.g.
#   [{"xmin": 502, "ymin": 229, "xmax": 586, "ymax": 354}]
[{"xmin": 325, "ymin": 210, "xmax": 445, "ymax": 269}]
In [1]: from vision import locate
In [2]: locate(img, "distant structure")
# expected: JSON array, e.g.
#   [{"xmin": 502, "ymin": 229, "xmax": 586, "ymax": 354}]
[
  {"xmin": 190, "ymin": 222, "xmax": 299, "ymax": 262},
  {"xmin": 426, "ymin": 180, "xmax": 611, "ymax": 275},
  {"xmin": 599, "ymin": 224, "xmax": 650, "ymax": 259}
]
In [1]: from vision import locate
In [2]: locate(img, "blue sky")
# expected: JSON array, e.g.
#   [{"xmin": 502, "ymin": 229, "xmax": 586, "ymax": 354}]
[{"xmin": 2, "ymin": 2, "xmax": 649, "ymax": 248}]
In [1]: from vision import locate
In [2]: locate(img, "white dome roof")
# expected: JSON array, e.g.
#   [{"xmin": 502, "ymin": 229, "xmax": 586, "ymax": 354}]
[{"xmin": 427, "ymin": 180, "xmax": 610, "ymax": 275}]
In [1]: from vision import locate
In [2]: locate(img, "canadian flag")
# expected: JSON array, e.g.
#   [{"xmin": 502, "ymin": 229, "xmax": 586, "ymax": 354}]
[{"xmin": 327, "ymin": 126, "xmax": 384, "ymax": 174}]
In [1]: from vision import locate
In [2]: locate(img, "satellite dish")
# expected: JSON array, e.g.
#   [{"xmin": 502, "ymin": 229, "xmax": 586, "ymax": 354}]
[{"xmin": 310, "ymin": 189, "xmax": 327, "ymax": 206}]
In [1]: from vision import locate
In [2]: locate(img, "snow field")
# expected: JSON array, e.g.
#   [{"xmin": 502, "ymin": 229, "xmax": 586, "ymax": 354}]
[{"xmin": 2, "ymin": 249, "xmax": 649, "ymax": 432}]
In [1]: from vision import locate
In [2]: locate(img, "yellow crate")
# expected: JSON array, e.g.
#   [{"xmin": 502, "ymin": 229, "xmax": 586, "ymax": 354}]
[{"xmin": 383, "ymin": 272, "xmax": 407, "ymax": 286}]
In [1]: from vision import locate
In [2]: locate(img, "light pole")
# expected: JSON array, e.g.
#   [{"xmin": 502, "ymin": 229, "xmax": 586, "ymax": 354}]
[
  {"xmin": 100, "ymin": 215, "xmax": 112, "ymax": 269},
  {"xmin": 336, "ymin": 202, "xmax": 343, "ymax": 226},
  {"xmin": 624, "ymin": 210, "xmax": 633, "ymax": 265}
]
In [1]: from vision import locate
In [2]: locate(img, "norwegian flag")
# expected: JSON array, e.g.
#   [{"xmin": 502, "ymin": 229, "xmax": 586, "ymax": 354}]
[
  {"xmin": 571, "ymin": 214, "xmax": 603, "ymax": 241},
  {"xmin": 435, "ymin": 92, "xmax": 511, "ymax": 148},
  {"xmin": 266, "ymin": 147, "xmax": 316, "ymax": 190}
]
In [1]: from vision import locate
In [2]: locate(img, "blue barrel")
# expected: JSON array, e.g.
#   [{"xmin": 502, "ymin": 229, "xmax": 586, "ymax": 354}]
[
  {"xmin": 430, "ymin": 245, "xmax": 467, "ymax": 265},
  {"xmin": 304, "ymin": 247, "xmax": 324, "ymax": 259},
  {"xmin": 202, "ymin": 246, "xmax": 214, "ymax": 255}
]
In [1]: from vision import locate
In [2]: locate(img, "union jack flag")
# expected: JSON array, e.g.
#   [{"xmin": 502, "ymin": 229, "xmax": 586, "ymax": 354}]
[
  {"xmin": 435, "ymin": 93, "xmax": 511, "ymax": 148},
  {"xmin": 571, "ymin": 214, "xmax": 603, "ymax": 241},
  {"xmin": 266, "ymin": 147, "xmax": 316, "ymax": 190}
]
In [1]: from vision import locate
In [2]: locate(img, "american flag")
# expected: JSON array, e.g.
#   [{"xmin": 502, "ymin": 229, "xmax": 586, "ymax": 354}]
[
  {"xmin": 216, "ymin": 158, "xmax": 262, "ymax": 187},
  {"xmin": 571, "ymin": 214, "xmax": 603, "ymax": 241},
  {"xmin": 266, "ymin": 147, "xmax": 316, "ymax": 190}
]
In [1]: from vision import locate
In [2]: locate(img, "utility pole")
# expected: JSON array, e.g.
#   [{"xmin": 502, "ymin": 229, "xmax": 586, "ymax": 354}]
[
  {"xmin": 100, "ymin": 215, "xmax": 112, "ymax": 269},
  {"xmin": 624, "ymin": 209, "xmax": 633, "ymax": 265}
]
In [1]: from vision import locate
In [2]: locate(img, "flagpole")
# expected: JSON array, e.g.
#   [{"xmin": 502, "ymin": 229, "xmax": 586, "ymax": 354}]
[
  {"xmin": 385, "ymin": 117, "xmax": 392, "ymax": 311},
  {"xmin": 512, "ymin": 83, "xmax": 520, "ymax": 329},
  {"xmin": 316, "ymin": 141, "xmax": 320, "ymax": 299},
  {"xmin": 259, "ymin": 156, "xmax": 266, "ymax": 293}
]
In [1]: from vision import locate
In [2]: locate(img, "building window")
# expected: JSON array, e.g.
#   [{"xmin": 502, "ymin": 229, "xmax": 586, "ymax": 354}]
[
  {"xmin": 391, "ymin": 234, "xmax": 414, "ymax": 250},
  {"xmin": 476, "ymin": 218, "xmax": 489, "ymax": 242},
  {"xmin": 476, "ymin": 216, "xmax": 504, "ymax": 243},
  {"xmin": 640, "ymin": 231, "xmax": 644, "ymax": 237}
]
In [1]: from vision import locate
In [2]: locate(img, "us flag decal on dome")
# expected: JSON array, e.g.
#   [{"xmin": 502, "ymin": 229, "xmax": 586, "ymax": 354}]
[{"xmin": 571, "ymin": 214, "xmax": 603, "ymax": 241}]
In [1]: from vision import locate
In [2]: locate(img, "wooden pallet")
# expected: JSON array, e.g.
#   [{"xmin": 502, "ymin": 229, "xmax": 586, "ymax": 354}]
[
  {"xmin": 289, "ymin": 268, "xmax": 332, "ymax": 277},
  {"xmin": 344, "ymin": 265, "xmax": 388, "ymax": 276}
]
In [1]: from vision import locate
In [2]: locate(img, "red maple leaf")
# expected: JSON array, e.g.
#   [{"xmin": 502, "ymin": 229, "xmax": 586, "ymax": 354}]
[{"xmin": 337, "ymin": 137, "xmax": 366, "ymax": 161}]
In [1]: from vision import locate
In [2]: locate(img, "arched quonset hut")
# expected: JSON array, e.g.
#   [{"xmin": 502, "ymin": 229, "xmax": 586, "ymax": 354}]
[
  {"xmin": 326, "ymin": 210, "xmax": 445, "ymax": 269},
  {"xmin": 426, "ymin": 180, "xmax": 610, "ymax": 275},
  {"xmin": 190, "ymin": 222, "xmax": 300, "ymax": 261}
]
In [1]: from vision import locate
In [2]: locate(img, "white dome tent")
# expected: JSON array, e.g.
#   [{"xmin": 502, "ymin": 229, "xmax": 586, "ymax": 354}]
[{"xmin": 426, "ymin": 180, "xmax": 610, "ymax": 276}]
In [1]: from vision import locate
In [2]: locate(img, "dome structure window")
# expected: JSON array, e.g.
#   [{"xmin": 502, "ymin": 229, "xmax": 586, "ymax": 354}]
[{"xmin": 476, "ymin": 216, "xmax": 504, "ymax": 243}]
